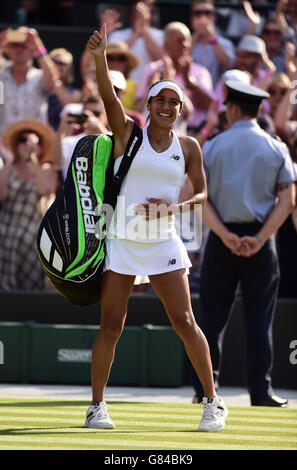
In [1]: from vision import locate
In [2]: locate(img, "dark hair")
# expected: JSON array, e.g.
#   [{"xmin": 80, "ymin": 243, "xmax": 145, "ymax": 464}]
[{"xmin": 229, "ymin": 100, "xmax": 260, "ymax": 118}]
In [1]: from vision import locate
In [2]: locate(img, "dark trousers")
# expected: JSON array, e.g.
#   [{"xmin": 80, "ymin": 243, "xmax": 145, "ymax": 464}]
[{"xmin": 193, "ymin": 224, "xmax": 280, "ymax": 401}]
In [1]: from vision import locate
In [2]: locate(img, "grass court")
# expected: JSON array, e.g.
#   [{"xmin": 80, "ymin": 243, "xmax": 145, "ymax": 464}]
[{"xmin": 0, "ymin": 398, "xmax": 296, "ymax": 451}]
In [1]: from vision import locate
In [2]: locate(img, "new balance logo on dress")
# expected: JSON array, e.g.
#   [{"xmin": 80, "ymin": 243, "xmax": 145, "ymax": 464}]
[
  {"xmin": 168, "ymin": 259, "xmax": 176, "ymax": 266},
  {"xmin": 170, "ymin": 154, "xmax": 181, "ymax": 160}
]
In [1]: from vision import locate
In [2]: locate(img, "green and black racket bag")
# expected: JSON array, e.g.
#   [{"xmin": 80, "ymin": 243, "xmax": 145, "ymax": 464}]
[{"xmin": 37, "ymin": 123, "xmax": 142, "ymax": 306}]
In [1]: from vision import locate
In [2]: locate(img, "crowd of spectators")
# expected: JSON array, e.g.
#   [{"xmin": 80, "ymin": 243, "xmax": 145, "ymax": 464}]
[{"xmin": 0, "ymin": 0, "xmax": 296, "ymax": 296}]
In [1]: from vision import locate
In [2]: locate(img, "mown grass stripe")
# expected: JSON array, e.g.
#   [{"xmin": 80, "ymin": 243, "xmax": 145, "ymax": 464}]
[
  {"xmin": 1, "ymin": 399, "xmax": 297, "ymax": 414},
  {"xmin": 0, "ymin": 444, "xmax": 295, "ymax": 451},
  {"xmin": 0, "ymin": 397, "xmax": 297, "ymax": 414},
  {"xmin": 1, "ymin": 401, "xmax": 296, "ymax": 419},
  {"xmin": 1, "ymin": 422, "xmax": 296, "ymax": 437},
  {"xmin": 0, "ymin": 431, "xmax": 296, "ymax": 444},
  {"xmin": 0, "ymin": 435, "xmax": 295, "ymax": 451},
  {"xmin": 1, "ymin": 407, "xmax": 296, "ymax": 419},
  {"xmin": 1, "ymin": 414, "xmax": 296, "ymax": 430},
  {"xmin": 0, "ymin": 435, "xmax": 296, "ymax": 451},
  {"xmin": 0, "ymin": 423, "xmax": 296, "ymax": 442}
]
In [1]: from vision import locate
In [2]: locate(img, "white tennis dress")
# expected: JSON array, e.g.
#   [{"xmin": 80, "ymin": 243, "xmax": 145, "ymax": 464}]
[{"xmin": 105, "ymin": 126, "xmax": 192, "ymax": 283}]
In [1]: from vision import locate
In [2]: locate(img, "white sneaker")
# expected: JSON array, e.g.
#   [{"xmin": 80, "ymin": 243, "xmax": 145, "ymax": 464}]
[
  {"xmin": 85, "ymin": 401, "xmax": 115, "ymax": 429},
  {"xmin": 198, "ymin": 396, "xmax": 228, "ymax": 432}
]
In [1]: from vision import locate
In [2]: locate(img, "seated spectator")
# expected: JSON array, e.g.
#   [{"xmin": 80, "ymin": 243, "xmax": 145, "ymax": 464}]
[
  {"xmin": 190, "ymin": 0, "xmax": 235, "ymax": 87},
  {"xmin": 48, "ymin": 47, "xmax": 81, "ymax": 130},
  {"xmin": 134, "ymin": 21, "xmax": 212, "ymax": 135},
  {"xmin": 235, "ymin": 34, "xmax": 276, "ymax": 87},
  {"xmin": 0, "ymin": 26, "xmax": 57, "ymax": 135},
  {"xmin": 261, "ymin": 15, "xmax": 291, "ymax": 73},
  {"xmin": 107, "ymin": 0, "xmax": 164, "ymax": 82},
  {"xmin": 273, "ymin": 71, "xmax": 297, "ymax": 144},
  {"xmin": 0, "ymin": 119, "xmax": 58, "ymax": 290},
  {"xmin": 260, "ymin": 72, "xmax": 291, "ymax": 135}
]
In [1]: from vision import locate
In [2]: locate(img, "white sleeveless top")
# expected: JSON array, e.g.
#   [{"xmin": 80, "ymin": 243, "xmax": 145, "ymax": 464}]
[{"xmin": 108, "ymin": 126, "xmax": 185, "ymax": 242}]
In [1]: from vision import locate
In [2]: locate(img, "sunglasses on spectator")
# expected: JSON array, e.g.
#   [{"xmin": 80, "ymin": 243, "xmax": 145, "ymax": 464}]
[
  {"xmin": 269, "ymin": 88, "xmax": 287, "ymax": 96},
  {"xmin": 52, "ymin": 59, "xmax": 69, "ymax": 66},
  {"xmin": 106, "ymin": 54, "xmax": 127, "ymax": 62},
  {"xmin": 18, "ymin": 135, "xmax": 40, "ymax": 144},
  {"xmin": 8, "ymin": 42, "xmax": 27, "ymax": 48},
  {"xmin": 262, "ymin": 29, "xmax": 281, "ymax": 36},
  {"xmin": 192, "ymin": 9, "xmax": 214, "ymax": 16}
]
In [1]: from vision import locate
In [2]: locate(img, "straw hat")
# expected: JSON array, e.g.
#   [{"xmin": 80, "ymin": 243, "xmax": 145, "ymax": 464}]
[
  {"xmin": 106, "ymin": 41, "xmax": 139, "ymax": 73},
  {"xmin": 2, "ymin": 119, "xmax": 56, "ymax": 163}
]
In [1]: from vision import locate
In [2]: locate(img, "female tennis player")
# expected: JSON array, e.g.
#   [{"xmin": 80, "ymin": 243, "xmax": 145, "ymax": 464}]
[{"xmin": 85, "ymin": 25, "xmax": 228, "ymax": 432}]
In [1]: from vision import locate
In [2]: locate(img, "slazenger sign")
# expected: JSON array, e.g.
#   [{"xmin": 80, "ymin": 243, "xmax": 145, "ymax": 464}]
[{"xmin": 57, "ymin": 349, "xmax": 92, "ymax": 363}]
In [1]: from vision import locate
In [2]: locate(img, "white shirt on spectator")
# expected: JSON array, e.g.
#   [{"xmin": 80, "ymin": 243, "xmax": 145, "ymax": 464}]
[
  {"xmin": 0, "ymin": 64, "xmax": 49, "ymax": 136},
  {"xmin": 61, "ymin": 133, "xmax": 86, "ymax": 181},
  {"xmin": 191, "ymin": 35, "xmax": 235, "ymax": 87}
]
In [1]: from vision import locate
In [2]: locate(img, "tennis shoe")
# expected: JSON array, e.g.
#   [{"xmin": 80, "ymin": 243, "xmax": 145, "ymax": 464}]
[
  {"xmin": 198, "ymin": 396, "xmax": 228, "ymax": 432},
  {"xmin": 85, "ymin": 401, "xmax": 115, "ymax": 429}
]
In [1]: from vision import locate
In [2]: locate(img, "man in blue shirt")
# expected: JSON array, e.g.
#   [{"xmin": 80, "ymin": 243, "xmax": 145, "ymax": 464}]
[{"xmin": 193, "ymin": 80, "xmax": 296, "ymax": 406}]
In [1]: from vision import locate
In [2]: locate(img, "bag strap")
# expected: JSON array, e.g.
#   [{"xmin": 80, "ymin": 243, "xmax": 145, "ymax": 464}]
[{"xmin": 113, "ymin": 122, "xmax": 143, "ymax": 186}]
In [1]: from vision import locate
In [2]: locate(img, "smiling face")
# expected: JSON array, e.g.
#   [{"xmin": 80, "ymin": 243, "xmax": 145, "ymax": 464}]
[{"xmin": 147, "ymin": 88, "xmax": 181, "ymax": 127}]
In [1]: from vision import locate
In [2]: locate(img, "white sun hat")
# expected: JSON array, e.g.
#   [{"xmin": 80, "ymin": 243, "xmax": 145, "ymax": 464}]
[
  {"xmin": 110, "ymin": 70, "xmax": 127, "ymax": 91},
  {"xmin": 237, "ymin": 35, "xmax": 266, "ymax": 55}
]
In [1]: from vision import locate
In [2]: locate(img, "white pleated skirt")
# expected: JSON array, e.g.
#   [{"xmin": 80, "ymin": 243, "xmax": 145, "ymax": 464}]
[{"xmin": 104, "ymin": 235, "xmax": 192, "ymax": 285}]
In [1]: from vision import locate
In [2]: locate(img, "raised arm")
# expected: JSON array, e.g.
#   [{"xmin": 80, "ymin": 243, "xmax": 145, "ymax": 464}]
[{"xmin": 86, "ymin": 26, "xmax": 134, "ymax": 155}]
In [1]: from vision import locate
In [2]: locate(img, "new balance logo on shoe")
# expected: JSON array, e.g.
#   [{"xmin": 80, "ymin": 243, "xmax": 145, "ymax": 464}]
[
  {"xmin": 198, "ymin": 396, "xmax": 228, "ymax": 432},
  {"xmin": 168, "ymin": 259, "xmax": 176, "ymax": 266}
]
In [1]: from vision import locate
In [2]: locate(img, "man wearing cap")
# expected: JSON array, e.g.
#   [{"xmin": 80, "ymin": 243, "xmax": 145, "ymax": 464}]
[
  {"xmin": 235, "ymin": 34, "xmax": 276, "ymax": 87},
  {"xmin": 192, "ymin": 80, "xmax": 296, "ymax": 407}
]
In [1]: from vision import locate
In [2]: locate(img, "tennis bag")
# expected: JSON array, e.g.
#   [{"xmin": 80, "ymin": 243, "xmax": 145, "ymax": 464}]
[{"xmin": 37, "ymin": 123, "xmax": 142, "ymax": 306}]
